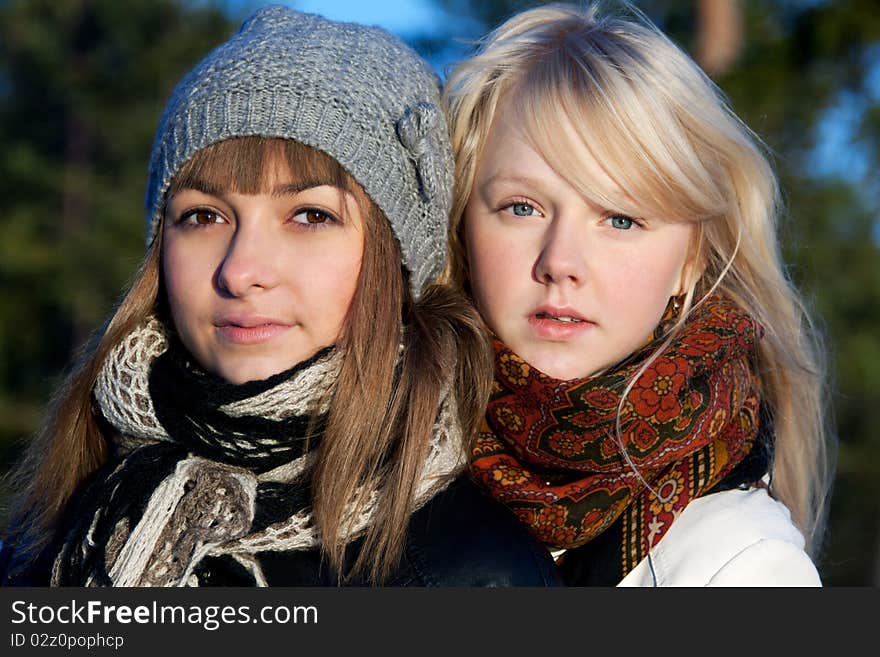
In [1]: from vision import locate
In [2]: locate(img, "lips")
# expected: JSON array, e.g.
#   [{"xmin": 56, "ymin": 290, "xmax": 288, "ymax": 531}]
[
  {"xmin": 217, "ymin": 314, "xmax": 290, "ymax": 328},
  {"xmin": 215, "ymin": 315, "xmax": 294, "ymax": 345},
  {"xmin": 527, "ymin": 305, "xmax": 594, "ymax": 340},
  {"xmin": 531, "ymin": 305, "xmax": 591, "ymax": 323},
  {"xmin": 534, "ymin": 313, "xmax": 585, "ymax": 323}
]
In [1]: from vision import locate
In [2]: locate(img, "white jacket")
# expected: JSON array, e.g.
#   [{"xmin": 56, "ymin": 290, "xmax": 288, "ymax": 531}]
[{"xmin": 618, "ymin": 486, "xmax": 821, "ymax": 586}]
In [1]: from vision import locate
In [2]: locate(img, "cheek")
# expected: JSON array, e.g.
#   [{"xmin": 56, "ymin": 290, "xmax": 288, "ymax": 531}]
[
  {"xmin": 609, "ymin": 235, "xmax": 691, "ymax": 334},
  {"xmin": 330, "ymin": 255, "xmax": 362, "ymax": 316},
  {"xmin": 161, "ymin": 231, "xmax": 232, "ymax": 358},
  {"xmin": 464, "ymin": 212, "xmax": 522, "ymax": 318},
  {"xmin": 162, "ymin": 239, "xmax": 206, "ymax": 325},
  {"xmin": 306, "ymin": 238, "xmax": 364, "ymax": 333},
  {"xmin": 626, "ymin": 259, "xmax": 685, "ymax": 301}
]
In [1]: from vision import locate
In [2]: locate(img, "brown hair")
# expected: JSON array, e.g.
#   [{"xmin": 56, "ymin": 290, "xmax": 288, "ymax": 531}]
[{"xmin": 3, "ymin": 137, "xmax": 491, "ymax": 583}]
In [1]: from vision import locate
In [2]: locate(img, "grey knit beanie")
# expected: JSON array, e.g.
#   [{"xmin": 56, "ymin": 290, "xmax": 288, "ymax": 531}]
[{"xmin": 145, "ymin": 5, "xmax": 453, "ymax": 298}]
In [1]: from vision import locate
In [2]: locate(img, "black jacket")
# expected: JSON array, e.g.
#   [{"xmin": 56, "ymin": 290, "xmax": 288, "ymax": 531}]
[
  {"xmin": 0, "ymin": 476, "xmax": 562, "ymax": 587},
  {"xmin": 195, "ymin": 476, "xmax": 563, "ymax": 586}
]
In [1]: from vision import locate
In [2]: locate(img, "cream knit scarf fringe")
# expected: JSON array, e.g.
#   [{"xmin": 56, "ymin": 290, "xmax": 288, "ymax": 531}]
[{"xmin": 51, "ymin": 317, "xmax": 464, "ymax": 587}]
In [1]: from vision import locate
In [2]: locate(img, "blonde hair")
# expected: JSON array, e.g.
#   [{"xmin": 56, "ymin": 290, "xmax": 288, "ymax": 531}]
[
  {"xmin": 443, "ymin": 2, "xmax": 833, "ymax": 554},
  {"xmin": 3, "ymin": 137, "xmax": 491, "ymax": 583}
]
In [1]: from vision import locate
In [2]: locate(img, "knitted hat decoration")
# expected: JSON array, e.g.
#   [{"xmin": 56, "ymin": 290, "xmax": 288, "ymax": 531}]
[{"xmin": 144, "ymin": 5, "xmax": 453, "ymax": 298}]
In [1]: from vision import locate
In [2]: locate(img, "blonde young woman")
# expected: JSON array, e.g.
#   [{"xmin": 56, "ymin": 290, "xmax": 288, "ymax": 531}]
[
  {"xmin": 0, "ymin": 7, "xmax": 561, "ymax": 587},
  {"xmin": 443, "ymin": 3, "xmax": 833, "ymax": 585}
]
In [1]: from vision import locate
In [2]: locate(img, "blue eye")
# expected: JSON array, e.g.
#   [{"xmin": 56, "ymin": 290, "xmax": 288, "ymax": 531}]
[
  {"xmin": 609, "ymin": 215, "xmax": 634, "ymax": 230},
  {"xmin": 510, "ymin": 203, "xmax": 537, "ymax": 217}
]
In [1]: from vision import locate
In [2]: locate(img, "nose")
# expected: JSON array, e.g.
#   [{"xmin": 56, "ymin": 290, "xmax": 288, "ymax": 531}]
[
  {"xmin": 215, "ymin": 224, "xmax": 281, "ymax": 297},
  {"xmin": 533, "ymin": 215, "xmax": 586, "ymax": 286}
]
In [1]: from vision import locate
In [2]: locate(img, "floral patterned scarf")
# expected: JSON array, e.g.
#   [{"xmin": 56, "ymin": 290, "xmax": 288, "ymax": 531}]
[{"xmin": 470, "ymin": 294, "xmax": 763, "ymax": 576}]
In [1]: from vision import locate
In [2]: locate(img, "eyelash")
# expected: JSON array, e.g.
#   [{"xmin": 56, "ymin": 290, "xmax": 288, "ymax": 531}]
[
  {"xmin": 498, "ymin": 199, "xmax": 643, "ymax": 230},
  {"xmin": 499, "ymin": 198, "xmax": 544, "ymax": 218},
  {"xmin": 175, "ymin": 206, "xmax": 341, "ymax": 230},
  {"xmin": 291, "ymin": 207, "xmax": 340, "ymax": 230},
  {"xmin": 177, "ymin": 207, "xmax": 226, "ymax": 228},
  {"xmin": 603, "ymin": 213, "xmax": 643, "ymax": 230}
]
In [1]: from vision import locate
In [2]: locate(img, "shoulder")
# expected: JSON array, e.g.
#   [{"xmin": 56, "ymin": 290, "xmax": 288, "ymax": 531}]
[
  {"xmin": 619, "ymin": 486, "xmax": 821, "ymax": 587},
  {"xmin": 0, "ymin": 536, "xmax": 54, "ymax": 587},
  {"xmin": 403, "ymin": 476, "xmax": 563, "ymax": 586}
]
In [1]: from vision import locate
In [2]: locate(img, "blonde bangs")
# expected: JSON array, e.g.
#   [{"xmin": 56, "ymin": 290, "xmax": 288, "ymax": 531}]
[{"xmin": 507, "ymin": 21, "xmax": 730, "ymax": 227}]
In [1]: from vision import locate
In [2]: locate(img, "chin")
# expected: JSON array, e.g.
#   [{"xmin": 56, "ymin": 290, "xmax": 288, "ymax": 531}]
[
  {"xmin": 537, "ymin": 363, "xmax": 594, "ymax": 381},
  {"xmin": 521, "ymin": 346, "xmax": 600, "ymax": 381},
  {"xmin": 215, "ymin": 361, "xmax": 291, "ymax": 385}
]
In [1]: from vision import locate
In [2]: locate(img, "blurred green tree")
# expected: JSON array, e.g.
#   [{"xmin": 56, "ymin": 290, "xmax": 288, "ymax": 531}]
[
  {"xmin": 1, "ymin": 0, "xmax": 877, "ymax": 586},
  {"xmin": 0, "ymin": 0, "xmax": 236, "ymax": 455}
]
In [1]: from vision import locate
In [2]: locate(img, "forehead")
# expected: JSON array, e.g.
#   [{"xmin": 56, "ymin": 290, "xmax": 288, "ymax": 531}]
[{"xmin": 478, "ymin": 98, "xmax": 641, "ymax": 216}]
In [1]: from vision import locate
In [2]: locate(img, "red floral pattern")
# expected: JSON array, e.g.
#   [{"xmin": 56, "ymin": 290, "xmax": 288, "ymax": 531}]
[
  {"xmin": 470, "ymin": 294, "xmax": 763, "ymax": 576},
  {"xmin": 631, "ymin": 357, "xmax": 688, "ymax": 422}
]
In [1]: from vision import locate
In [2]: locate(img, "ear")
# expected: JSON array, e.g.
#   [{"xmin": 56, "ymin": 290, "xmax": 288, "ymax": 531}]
[{"xmin": 674, "ymin": 223, "xmax": 706, "ymax": 297}]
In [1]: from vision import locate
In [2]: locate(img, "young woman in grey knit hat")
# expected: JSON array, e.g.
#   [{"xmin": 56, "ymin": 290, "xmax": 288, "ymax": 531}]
[{"xmin": 0, "ymin": 6, "xmax": 561, "ymax": 586}]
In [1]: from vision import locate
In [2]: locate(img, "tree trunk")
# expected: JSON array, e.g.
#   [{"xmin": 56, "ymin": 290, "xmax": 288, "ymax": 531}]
[{"xmin": 696, "ymin": 0, "xmax": 743, "ymax": 76}]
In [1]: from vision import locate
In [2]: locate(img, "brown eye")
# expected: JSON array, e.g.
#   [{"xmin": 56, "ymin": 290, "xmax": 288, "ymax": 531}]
[
  {"xmin": 292, "ymin": 208, "xmax": 337, "ymax": 226},
  {"xmin": 181, "ymin": 209, "xmax": 224, "ymax": 226}
]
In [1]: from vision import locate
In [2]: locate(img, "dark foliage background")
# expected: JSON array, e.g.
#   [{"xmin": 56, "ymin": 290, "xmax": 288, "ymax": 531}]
[{"xmin": 1, "ymin": 0, "xmax": 876, "ymax": 585}]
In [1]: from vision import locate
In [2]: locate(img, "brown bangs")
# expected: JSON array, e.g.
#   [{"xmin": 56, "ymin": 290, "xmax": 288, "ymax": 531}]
[{"xmin": 167, "ymin": 136, "xmax": 355, "ymax": 198}]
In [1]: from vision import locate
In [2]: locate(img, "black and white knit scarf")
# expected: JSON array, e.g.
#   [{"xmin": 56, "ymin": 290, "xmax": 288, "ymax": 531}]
[{"xmin": 49, "ymin": 318, "xmax": 464, "ymax": 586}]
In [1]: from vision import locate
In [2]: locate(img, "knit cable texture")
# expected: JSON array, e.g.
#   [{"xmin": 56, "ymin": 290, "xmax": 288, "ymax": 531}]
[
  {"xmin": 76, "ymin": 319, "xmax": 464, "ymax": 586},
  {"xmin": 144, "ymin": 6, "xmax": 454, "ymax": 298}
]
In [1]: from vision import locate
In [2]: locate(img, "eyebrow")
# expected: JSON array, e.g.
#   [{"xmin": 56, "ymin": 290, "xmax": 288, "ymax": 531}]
[
  {"xmin": 179, "ymin": 178, "xmax": 223, "ymax": 197},
  {"xmin": 178, "ymin": 178, "xmax": 344, "ymax": 197},
  {"xmin": 270, "ymin": 180, "xmax": 342, "ymax": 197},
  {"xmin": 482, "ymin": 172, "xmax": 631, "ymax": 202},
  {"xmin": 479, "ymin": 172, "xmax": 642, "ymax": 218},
  {"xmin": 480, "ymin": 174, "xmax": 545, "ymax": 190}
]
